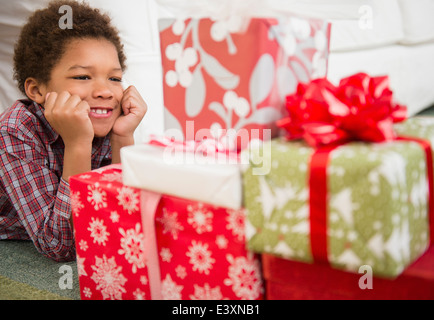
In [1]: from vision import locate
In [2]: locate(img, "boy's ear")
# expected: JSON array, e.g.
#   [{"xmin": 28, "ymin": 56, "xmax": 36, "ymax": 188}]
[{"xmin": 24, "ymin": 77, "xmax": 47, "ymax": 105}]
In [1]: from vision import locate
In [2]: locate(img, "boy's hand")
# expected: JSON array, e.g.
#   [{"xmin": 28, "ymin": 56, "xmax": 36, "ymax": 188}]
[
  {"xmin": 112, "ymin": 85, "xmax": 147, "ymax": 138},
  {"xmin": 44, "ymin": 91, "xmax": 94, "ymax": 146}
]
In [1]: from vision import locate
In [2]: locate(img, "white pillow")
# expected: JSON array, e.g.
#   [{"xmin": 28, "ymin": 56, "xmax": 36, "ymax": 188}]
[{"xmin": 398, "ymin": 0, "xmax": 434, "ymax": 44}]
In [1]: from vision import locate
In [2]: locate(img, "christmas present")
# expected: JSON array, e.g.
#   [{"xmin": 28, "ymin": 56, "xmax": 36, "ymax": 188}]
[
  {"xmin": 121, "ymin": 137, "xmax": 242, "ymax": 209},
  {"xmin": 262, "ymin": 245, "xmax": 434, "ymax": 300},
  {"xmin": 159, "ymin": 2, "xmax": 330, "ymax": 150},
  {"xmin": 242, "ymin": 73, "xmax": 434, "ymax": 278},
  {"xmin": 70, "ymin": 165, "xmax": 263, "ymax": 300}
]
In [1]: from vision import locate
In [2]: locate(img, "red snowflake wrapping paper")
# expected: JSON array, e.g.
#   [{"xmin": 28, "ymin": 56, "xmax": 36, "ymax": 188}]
[
  {"xmin": 70, "ymin": 164, "xmax": 263, "ymax": 300},
  {"xmin": 159, "ymin": 16, "xmax": 331, "ymax": 150}
]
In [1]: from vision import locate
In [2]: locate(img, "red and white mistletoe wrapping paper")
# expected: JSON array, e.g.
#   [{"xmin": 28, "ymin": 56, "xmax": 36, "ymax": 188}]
[
  {"xmin": 159, "ymin": 15, "xmax": 330, "ymax": 150},
  {"xmin": 70, "ymin": 164, "xmax": 263, "ymax": 300}
]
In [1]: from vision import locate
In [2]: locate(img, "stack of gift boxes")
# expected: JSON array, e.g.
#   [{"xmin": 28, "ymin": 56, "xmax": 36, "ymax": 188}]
[{"xmin": 70, "ymin": 13, "xmax": 434, "ymax": 300}]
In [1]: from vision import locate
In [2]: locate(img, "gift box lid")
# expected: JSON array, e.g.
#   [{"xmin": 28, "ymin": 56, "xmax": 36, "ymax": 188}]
[{"xmin": 121, "ymin": 143, "xmax": 242, "ymax": 209}]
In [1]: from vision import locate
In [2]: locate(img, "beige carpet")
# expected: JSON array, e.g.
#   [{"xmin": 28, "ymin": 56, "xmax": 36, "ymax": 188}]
[{"xmin": 0, "ymin": 240, "xmax": 80, "ymax": 300}]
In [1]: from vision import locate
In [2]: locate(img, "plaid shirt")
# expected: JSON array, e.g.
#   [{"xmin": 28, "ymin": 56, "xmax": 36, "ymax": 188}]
[{"xmin": 0, "ymin": 100, "xmax": 112, "ymax": 262}]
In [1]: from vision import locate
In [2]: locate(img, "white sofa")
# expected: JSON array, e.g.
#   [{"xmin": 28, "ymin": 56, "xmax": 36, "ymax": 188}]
[{"xmin": 1, "ymin": 0, "xmax": 434, "ymax": 143}]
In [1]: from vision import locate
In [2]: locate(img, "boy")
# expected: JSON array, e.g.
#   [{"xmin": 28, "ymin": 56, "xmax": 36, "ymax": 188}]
[{"xmin": 0, "ymin": 0, "xmax": 147, "ymax": 261}]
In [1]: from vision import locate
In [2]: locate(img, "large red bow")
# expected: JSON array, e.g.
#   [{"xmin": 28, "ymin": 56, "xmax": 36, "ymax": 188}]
[{"xmin": 277, "ymin": 73, "xmax": 407, "ymax": 147}]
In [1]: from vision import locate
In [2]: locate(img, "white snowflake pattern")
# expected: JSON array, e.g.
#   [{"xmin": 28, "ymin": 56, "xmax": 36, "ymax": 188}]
[
  {"xmin": 189, "ymin": 283, "xmax": 224, "ymax": 300},
  {"xmin": 90, "ymin": 255, "xmax": 127, "ymax": 300},
  {"xmin": 116, "ymin": 186, "xmax": 139, "ymax": 215},
  {"xmin": 88, "ymin": 217, "xmax": 110, "ymax": 246},
  {"xmin": 215, "ymin": 235, "xmax": 228, "ymax": 249},
  {"xmin": 186, "ymin": 240, "xmax": 215, "ymax": 275},
  {"xmin": 92, "ymin": 167, "xmax": 111, "ymax": 174},
  {"xmin": 76, "ymin": 254, "xmax": 87, "ymax": 277},
  {"xmin": 161, "ymin": 274, "xmax": 183, "ymax": 300},
  {"xmin": 118, "ymin": 223, "xmax": 146, "ymax": 274},
  {"xmin": 224, "ymin": 254, "xmax": 262, "ymax": 300},
  {"xmin": 226, "ymin": 209, "xmax": 246, "ymax": 242},
  {"xmin": 83, "ymin": 287, "xmax": 92, "ymax": 299},
  {"xmin": 160, "ymin": 248, "xmax": 173, "ymax": 263},
  {"xmin": 87, "ymin": 183, "xmax": 108, "ymax": 211},
  {"xmin": 175, "ymin": 265, "xmax": 187, "ymax": 279},
  {"xmin": 70, "ymin": 190, "xmax": 83, "ymax": 217},
  {"xmin": 156, "ymin": 208, "xmax": 184, "ymax": 240},
  {"xmin": 133, "ymin": 288, "xmax": 146, "ymax": 300},
  {"xmin": 101, "ymin": 171, "xmax": 122, "ymax": 182},
  {"xmin": 187, "ymin": 203, "xmax": 213, "ymax": 234},
  {"xmin": 110, "ymin": 211, "xmax": 120, "ymax": 223},
  {"xmin": 79, "ymin": 239, "xmax": 88, "ymax": 251}
]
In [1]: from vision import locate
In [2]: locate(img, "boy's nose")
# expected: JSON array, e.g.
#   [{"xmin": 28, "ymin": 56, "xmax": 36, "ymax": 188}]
[{"xmin": 92, "ymin": 81, "xmax": 113, "ymax": 99}]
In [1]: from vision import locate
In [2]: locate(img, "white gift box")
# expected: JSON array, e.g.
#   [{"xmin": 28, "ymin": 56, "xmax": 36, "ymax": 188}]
[{"xmin": 120, "ymin": 142, "xmax": 242, "ymax": 209}]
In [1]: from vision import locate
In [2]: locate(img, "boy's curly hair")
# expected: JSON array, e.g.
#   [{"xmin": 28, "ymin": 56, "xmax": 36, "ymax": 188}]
[{"xmin": 13, "ymin": 0, "xmax": 127, "ymax": 96}]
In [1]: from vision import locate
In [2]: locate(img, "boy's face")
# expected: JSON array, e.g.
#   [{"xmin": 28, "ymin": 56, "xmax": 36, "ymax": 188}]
[{"xmin": 42, "ymin": 38, "xmax": 124, "ymax": 138}]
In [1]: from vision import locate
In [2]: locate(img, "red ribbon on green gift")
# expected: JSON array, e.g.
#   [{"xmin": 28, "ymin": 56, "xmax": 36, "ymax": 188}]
[
  {"xmin": 277, "ymin": 72, "xmax": 407, "ymax": 147},
  {"xmin": 277, "ymin": 72, "xmax": 433, "ymax": 265}
]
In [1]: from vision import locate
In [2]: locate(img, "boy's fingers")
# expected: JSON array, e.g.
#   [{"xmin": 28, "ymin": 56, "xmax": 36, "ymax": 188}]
[
  {"xmin": 46, "ymin": 91, "xmax": 70, "ymax": 113},
  {"xmin": 44, "ymin": 92, "xmax": 56, "ymax": 108},
  {"xmin": 65, "ymin": 94, "xmax": 83, "ymax": 110},
  {"xmin": 76, "ymin": 100, "xmax": 90, "ymax": 113},
  {"xmin": 121, "ymin": 97, "xmax": 132, "ymax": 115},
  {"xmin": 45, "ymin": 92, "xmax": 84, "ymax": 113}
]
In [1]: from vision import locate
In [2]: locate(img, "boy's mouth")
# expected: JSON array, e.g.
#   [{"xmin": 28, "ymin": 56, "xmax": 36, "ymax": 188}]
[{"xmin": 90, "ymin": 107, "xmax": 113, "ymax": 118}]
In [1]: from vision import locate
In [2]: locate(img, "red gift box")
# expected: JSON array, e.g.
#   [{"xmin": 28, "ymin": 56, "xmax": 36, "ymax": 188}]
[
  {"xmin": 159, "ymin": 16, "xmax": 330, "ymax": 150},
  {"xmin": 262, "ymin": 246, "xmax": 434, "ymax": 300},
  {"xmin": 70, "ymin": 164, "xmax": 263, "ymax": 300}
]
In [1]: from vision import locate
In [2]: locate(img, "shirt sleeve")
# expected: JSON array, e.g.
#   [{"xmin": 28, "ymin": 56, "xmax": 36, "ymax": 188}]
[{"xmin": 0, "ymin": 131, "xmax": 75, "ymax": 262}]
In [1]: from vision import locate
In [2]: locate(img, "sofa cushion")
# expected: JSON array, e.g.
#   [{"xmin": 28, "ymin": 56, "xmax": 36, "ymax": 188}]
[
  {"xmin": 271, "ymin": 0, "xmax": 404, "ymax": 52},
  {"xmin": 398, "ymin": 0, "xmax": 434, "ymax": 44},
  {"xmin": 328, "ymin": 0, "xmax": 404, "ymax": 51}
]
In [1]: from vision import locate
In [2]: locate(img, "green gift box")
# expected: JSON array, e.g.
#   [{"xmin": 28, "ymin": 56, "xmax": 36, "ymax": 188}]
[{"xmin": 242, "ymin": 117, "xmax": 433, "ymax": 278}]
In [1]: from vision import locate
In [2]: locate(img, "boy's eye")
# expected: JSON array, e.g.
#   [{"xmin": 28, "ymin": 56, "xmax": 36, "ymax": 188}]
[
  {"xmin": 72, "ymin": 75, "xmax": 90, "ymax": 80},
  {"xmin": 110, "ymin": 77, "xmax": 122, "ymax": 82}
]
